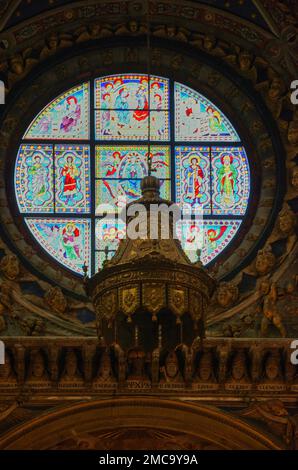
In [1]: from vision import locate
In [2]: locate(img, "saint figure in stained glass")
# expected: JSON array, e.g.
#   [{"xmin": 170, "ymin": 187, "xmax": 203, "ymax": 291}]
[
  {"xmin": 61, "ymin": 222, "xmax": 82, "ymax": 261},
  {"xmin": 184, "ymin": 156, "xmax": 204, "ymax": 204},
  {"xmin": 218, "ymin": 154, "xmax": 237, "ymax": 208},
  {"xmin": 61, "ymin": 154, "xmax": 80, "ymax": 202},
  {"xmin": 133, "ymin": 85, "xmax": 149, "ymax": 121},
  {"xmin": 60, "ymin": 95, "xmax": 81, "ymax": 133},
  {"xmin": 15, "ymin": 74, "xmax": 250, "ymax": 275},
  {"xmin": 28, "ymin": 153, "xmax": 48, "ymax": 202}
]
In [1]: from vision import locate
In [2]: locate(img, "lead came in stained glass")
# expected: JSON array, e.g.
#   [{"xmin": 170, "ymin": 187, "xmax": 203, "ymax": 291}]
[
  {"xmin": 211, "ymin": 147, "xmax": 250, "ymax": 215},
  {"xmin": 175, "ymin": 147, "xmax": 211, "ymax": 214},
  {"xmin": 55, "ymin": 145, "xmax": 91, "ymax": 213},
  {"xmin": 25, "ymin": 218, "xmax": 91, "ymax": 275},
  {"xmin": 15, "ymin": 144, "xmax": 54, "ymax": 213},
  {"xmin": 175, "ymin": 83, "xmax": 240, "ymax": 142},
  {"xmin": 177, "ymin": 219, "xmax": 242, "ymax": 264},
  {"xmin": 96, "ymin": 179, "xmax": 171, "ymax": 213},
  {"xmin": 24, "ymin": 83, "xmax": 89, "ymax": 140},
  {"xmin": 15, "ymin": 74, "xmax": 251, "ymax": 276},
  {"xmin": 96, "ymin": 146, "xmax": 170, "ymax": 179},
  {"xmin": 95, "ymin": 75, "xmax": 169, "ymax": 110},
  {"xmin": 95, "ymin": 110, "xmax": 170, "ymax": 141},
  {"xmin": 95, "ymin": 218, "xmax": 126, "ymax": 250}
]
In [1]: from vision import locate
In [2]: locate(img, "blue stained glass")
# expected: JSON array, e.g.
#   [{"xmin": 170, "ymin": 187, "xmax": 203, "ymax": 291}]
[{"xmin": 14, "ymin": 74, "xmax": 251, "ymax": 277}]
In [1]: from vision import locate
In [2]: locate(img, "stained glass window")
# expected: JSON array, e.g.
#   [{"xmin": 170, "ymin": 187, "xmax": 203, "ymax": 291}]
[
  {"xmin": 15, "ymin": 144, "xmax": 54, "ymax": 213},
  {"xmin": 25, "ymin": 218, "xmax": 91, "ymax": 275},
  {"xmin": 14, "ymin": 75, "xmax": 250, "ymax": 276},
  {"xmin": 175, "ymin": 83, "xmax": 240, "ymax": 142},
  {"xmin": 24, "ymin": 83, "xmax": 90, "ymax": 140},
  {"xmin": 55, "ymin": 145, "xmax": 91, "ymax": 214}
]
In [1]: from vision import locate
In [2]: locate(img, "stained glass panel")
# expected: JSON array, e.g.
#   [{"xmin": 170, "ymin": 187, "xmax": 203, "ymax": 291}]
[
  {"xmin": 95, "ymin": 218, "xmax": 126, "ymax": 250},
  {"xmin": 96, "ymin": 146, "xmax": 170, "ymax": 180},
  {"xmin": 177, "ymin": 219, "xmax": 242, "ymax": 264},
  {"xmin": 24, "ymin": 83, "xmax": 89, "ymax": 140},
  {"xmin": 55, "ymin": 145, "xmax": 91, "ymax": 213},
  {"xmin": 211, "ymin": 147, "xmax": 250, "ymax": 215},
  {"xmin": 175, "ymin": 83, "xmax": 240, "ymax": 142},
  {"xmin": 95, "ymin": 110, "xmax": 169, "ymax": 141},
  {"xmin": 95, "ymin": 251, "xmax": 116, "ymax": 272},
  {"xmin": 15, "ymin": 144, "xmax": 54, "ymax": 213},
  {"xmin": 95, "ymin": 74, "xmax": 169, "ymax": 110},
  {"xmin": 96, "ymin": 179, "xmax": 171, "ymax": 213},
  {"xmin": 15, "ymin": 76, "xmax": 250, "ymax": 277},
  {"xmin": 25, "ymin": 218, "xmax": 91, "ymax": 275},
  {"xmin": 175, "ymin": 147, "xmax": 211, "ymax": 214}
]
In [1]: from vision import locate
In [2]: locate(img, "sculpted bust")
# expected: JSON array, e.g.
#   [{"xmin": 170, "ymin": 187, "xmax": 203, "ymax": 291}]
[
  {"xmin": 216, "ymin": 282, "xmax": 238, "ymax": 309},
  {"xmin": 197, "ymin": 351, "xmax": 215, "ymax": 382},
  {"xmin": 255, "ymin": 247, "xmax": 275, "ymax": 276},
  {"xmin": 28, "ymin": 350, "xmax": 48, "ymax": 382},
  {"xmin": 0, "ymin": 254, "xmax": 20, "ymax": 280},
  {"xmin": 44, "ymin": 286, "xmax": 67, "ymax": 314},
  {"xmin": 229, "ymin": 351, "xmax": 249, "ymax": 383},
  {"xmin": 277, "ymin": 206, "xmax": 296, "ymax": 237},
  {"xmin": 263, "ymin": 352, "xmax": 282, "ymax": 383},
  {"xmin": 94, "ymin": 349, "xmax": 115, "ymax": 383},
  {"xmin": 160, "ymin": 351, "xmax": 182, "ymax": 383},
  {"xmin": 61, "ymin": 350, "xmax": 83, "ymax": 383}
]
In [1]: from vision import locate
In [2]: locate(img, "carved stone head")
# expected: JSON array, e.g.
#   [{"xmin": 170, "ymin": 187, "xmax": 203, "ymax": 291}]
[
  {"xmin": 216, "ymin": 282, "xmax": 239, "ymax": 308},
  {"xmin": 165, "ymin": 351, "xmax": 179, "ymax": 379},
  {"xmin": 128, "ymin": 20, "xmax": 138, "ymax": 33},
  {"xmin": 45, "ymin": 286, "xmax": 67, "ymax": 314},
  {"xmin": 9, "ymin": 55, "xmax": 24, "ymax": 75},
  {"xmin": 255, "ymin": 247, "xmax": 275, "ymax": 275},
  {"xmin": 264, "ymin": 351, "xmax": 280, "ymax": 381},
  {"xmin": 239, "ymin": 50, "xmax": 253, "ymax": 71},
  {"xmin": 278, "ymin": 206, "xmax": 296, "ymax": 236},
  {"xmin": 30, "ymin": 350, "xmax": 46, "ymax": 379},
  {"xmin": 0, "ymin": 254, "xmax": 20, "ymax": 280},
  {"xmin": 268, "ymin": 77, "xmax": 285, "ymax": 101},
  {"xmin": 198, "ymin": 351, "xmax": 213, "ymax": 382},
  {"xmin": 231, "ymin": 350, "xmax": 247, "ymax": 381}
]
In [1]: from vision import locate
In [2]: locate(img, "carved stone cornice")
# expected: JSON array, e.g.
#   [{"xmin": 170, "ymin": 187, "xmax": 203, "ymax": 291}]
[{"xmin": 0, "ymin": 337, "xmax": 296, "ymax": 404}]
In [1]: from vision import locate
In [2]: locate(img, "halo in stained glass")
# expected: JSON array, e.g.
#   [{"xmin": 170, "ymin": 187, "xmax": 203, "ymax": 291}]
[
  {"xmin": 175, "ymin": 146, "xmax": 211, "ymax": 214},
  {"xmin": 211, "ymin": 147, "xmax": 250, "ymax": 215},
  {"xmin": 96, "ymin": 146, "xmax": 170, "ymax": 179},
  {"xmin": 95, "ymin": 110, "xmax": 170, "ymax": 141},
  {"xmin": 95, "ymin": 74, "xmax": 169, "ymax": 109},
  {"xmin": 15, "ymin": 144, "xmax": 54, "ymax": 213},
  {"xmin": 25, "ymin": 218, "xmax": 91, "ymax": 275},
  {"xmin": 55, "ymin": 144, "xmax": 91, "ymax": 213},
  {"xmin": 14, "ymin": 74, "xmax": 251, "ymax": 278},
  {"xmin": 24, "ymin": 83, "xmax": 89, "ymax": 140},
  {"xmin": 175, "ymin": 82, "xmax": 240, "ymax": 142},
  {"xmin": 95, "ymin": 218, "xmax": 126, "ymax": 250}
]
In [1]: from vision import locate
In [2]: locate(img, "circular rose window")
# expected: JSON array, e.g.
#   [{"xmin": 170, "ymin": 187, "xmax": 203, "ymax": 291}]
[{"xmin": 14, "ymin": 74, "xmax": 250, "ymax": 276}]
